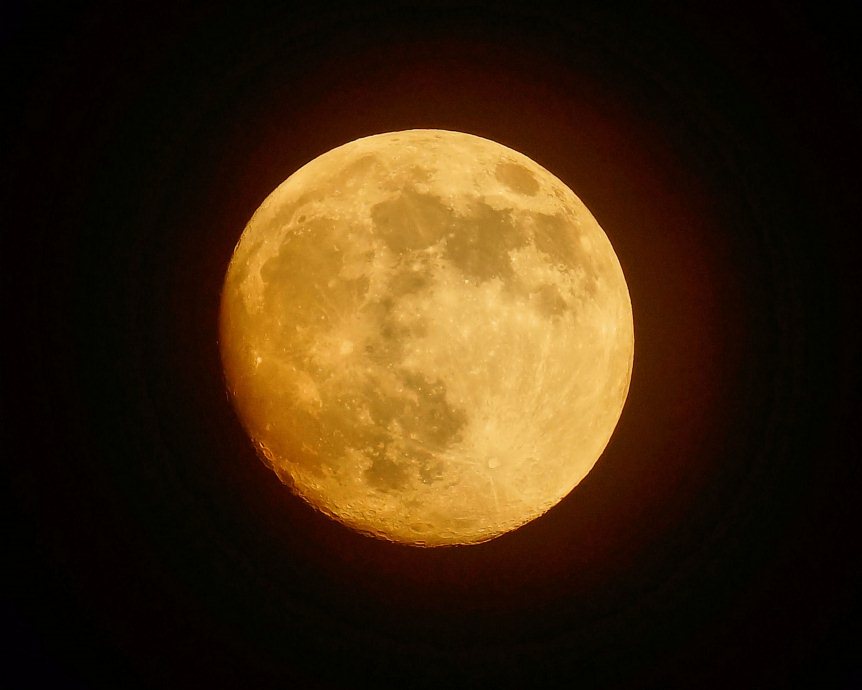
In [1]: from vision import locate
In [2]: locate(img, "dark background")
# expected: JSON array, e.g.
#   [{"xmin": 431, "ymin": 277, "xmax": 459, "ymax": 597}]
[{"xmin": 3, "ymin": 2, "xmax": 859, "ymax": 688}]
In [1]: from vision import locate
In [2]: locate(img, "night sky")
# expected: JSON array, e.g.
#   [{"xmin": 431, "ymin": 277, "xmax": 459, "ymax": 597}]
[{"xmin": 4, "ymin": 2, "xmax": 860, "ymax": 688}]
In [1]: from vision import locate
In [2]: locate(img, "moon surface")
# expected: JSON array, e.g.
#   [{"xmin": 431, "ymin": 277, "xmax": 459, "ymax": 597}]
[{"xmin": 220, "ymin": 130, "xmax": 633, "ymax": 546}]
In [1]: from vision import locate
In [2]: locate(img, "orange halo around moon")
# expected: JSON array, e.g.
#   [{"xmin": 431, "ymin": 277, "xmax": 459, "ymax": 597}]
[{"xmin": 220, "ymin": 129, "xmax": 633, "ymax": 546}]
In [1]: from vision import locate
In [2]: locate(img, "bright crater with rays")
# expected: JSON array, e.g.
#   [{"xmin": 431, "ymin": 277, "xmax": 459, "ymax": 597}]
[{"xmin": 220, "ymin": 130, "xmax": 633, "ymax": 546}]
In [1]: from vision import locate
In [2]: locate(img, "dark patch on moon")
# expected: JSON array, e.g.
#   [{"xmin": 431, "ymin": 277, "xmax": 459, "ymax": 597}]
[
  {"xmin": 260, "ymin": 217, "xmax": 369, "ymax": 331},
  {"xmin": 385, "ymin": 165, "xmax": 433, "ymax": 189},
  {"xmin": 398, "ymin": 371, "xmax": 468, "ymax": 449},
  {"xmin": 388, "ymin": 261, "xmax": 433, "ymax": 296},
  {"xmin": 495, "ymin": 161, "xmax": 540, "ymax": 196},
  {"xmin": 530, "ymin": 212, "xmax": 601, "ymax": 297},
  {"xmin": 444, "ymin": 201, "xmax": 527, "ymax": 284},
  {"xmin": 531, "ymin": 284, "xmax": 569, "ymax": 317},
  {"xmin": 330, "ymin": 154, "xmax": 381, "ymax": 192},
  {"xmin": 531, "ymin": 212, "xmax": 578, "ymax": 266},
  {"xmin": 371, "ymin": 189, "xmax": 453, "ymax": 253},
  {"xmin": 361, "ymin": 289, "xmax": 427, "ymax": 365},
  {"xmin": 416, "ymin": 449, "xmax": 446, "ymax": 485},
  {"xmin": 364, "ymin": 449, "xmax": 412, "ymax": 492},
  {"xmin": 363, "ymin": 370, "xmax": 467, "ymax": 493}
]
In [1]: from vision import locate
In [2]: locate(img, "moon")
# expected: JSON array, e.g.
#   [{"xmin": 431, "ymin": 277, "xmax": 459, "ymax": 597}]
[{"xmin": 220, "ymin": 129, "xmax": 633, "ymax": 546}]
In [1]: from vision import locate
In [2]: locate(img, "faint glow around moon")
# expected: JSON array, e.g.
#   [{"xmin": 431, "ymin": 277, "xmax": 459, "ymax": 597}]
[{"xmin": 220, "ymin": 129, "xmax": 633, "ymax": 546}]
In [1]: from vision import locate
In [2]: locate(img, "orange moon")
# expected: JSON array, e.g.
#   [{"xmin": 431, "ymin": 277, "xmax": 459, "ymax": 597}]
[{"xmin": 220, "ymin": 130, "xmax": 634, "ymax": 546}]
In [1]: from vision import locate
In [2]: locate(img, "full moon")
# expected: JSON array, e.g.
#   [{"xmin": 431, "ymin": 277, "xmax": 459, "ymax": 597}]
[{"xmin": 220, "ymin": 130, "xmax": 633, "ymax": 546}]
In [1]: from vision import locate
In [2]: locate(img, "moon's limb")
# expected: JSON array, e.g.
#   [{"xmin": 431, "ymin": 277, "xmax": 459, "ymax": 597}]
[{"xmin": 220, "ymin": 129, "xmax": 633, "ymax": 546}]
